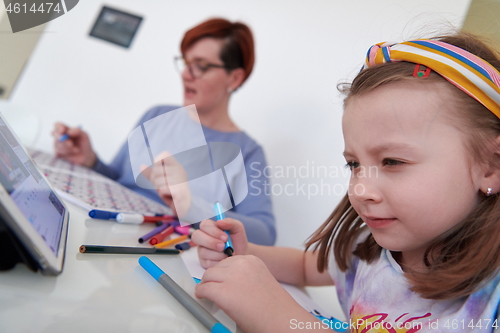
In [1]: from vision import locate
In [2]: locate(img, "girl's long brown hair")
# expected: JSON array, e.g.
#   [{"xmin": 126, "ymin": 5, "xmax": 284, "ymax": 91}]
[{"xmin": 305, "ymin": 32, "xmax": 500, "ymax": 300}]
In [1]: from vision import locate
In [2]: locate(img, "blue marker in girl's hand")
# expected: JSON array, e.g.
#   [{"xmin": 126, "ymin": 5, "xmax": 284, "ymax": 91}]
[{"xmin": 214, "ymin": 202, "xmax": 233, "ymax": 256}]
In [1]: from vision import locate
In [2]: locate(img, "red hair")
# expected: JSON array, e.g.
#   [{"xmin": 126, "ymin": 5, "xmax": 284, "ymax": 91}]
[{"xmin": 181, "ymin": 18, "xmax": 255, "ymax": 84}]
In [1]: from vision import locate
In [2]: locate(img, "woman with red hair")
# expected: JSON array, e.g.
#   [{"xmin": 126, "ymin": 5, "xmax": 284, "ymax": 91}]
[{"xmin": 53, "ymin": 18, "xmax": 276, "ymax": 245}]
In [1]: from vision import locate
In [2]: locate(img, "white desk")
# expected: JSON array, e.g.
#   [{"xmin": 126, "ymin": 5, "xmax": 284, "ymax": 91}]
[
  {"xmin": 0, "ymin": 200, "xmax": 346, "ymax": 333},
  {"xmin": 0, "ymin": 202, "xmax": 233, "ymax": 333}
]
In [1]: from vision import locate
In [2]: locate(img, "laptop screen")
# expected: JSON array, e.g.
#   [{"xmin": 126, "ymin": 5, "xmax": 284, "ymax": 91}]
[{"xmin": 0, "ymin": 118, "xmax": 65, "ymax": 256}]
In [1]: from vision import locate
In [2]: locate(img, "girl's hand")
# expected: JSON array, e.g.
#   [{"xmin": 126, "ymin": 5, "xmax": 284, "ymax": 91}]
[
  {"xmin": 192, "ymin": 218, "xmax": 248, "ymax": 268},
  {"xmin": 195, "ymin": 255, "xmax": 302, "ymax": 333},
  {"xmin": 52, "ymin": 123, "xmax": 97, "ymax": 167}
]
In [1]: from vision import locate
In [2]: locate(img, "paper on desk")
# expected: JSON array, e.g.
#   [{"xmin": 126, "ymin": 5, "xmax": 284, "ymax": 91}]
[{"xmin": 29, "ymin": 149, "xmax": 172, "ymax": 215}]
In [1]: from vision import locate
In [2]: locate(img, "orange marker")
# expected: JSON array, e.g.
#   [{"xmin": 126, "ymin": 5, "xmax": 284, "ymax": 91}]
[
  {"xmin": 154, "ymin": 235, "xmax": 188, "ymax": 249},
  {"xmin": 175, "ymin": 241, "xmax": 197, "ymax": 251},
  {"xmin": 149, "ymin": 226, "xmax": 174, "ymax": 245}
]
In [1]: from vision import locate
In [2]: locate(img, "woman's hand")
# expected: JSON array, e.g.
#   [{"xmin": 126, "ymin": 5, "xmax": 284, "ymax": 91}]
[
  {"xmin": 141, "ymin": 151, "xmax": 191, "ymax": 217},
  {"xmin": 52, "ymin": 123, "xmax": 97, "ymax": 167},
  {"xmin": 194, "ymin": 255, "xmax": 306, "ymax": 333},
  {"xmin": 192, "ymin": 218, "xmax": 248, "ymax": 268}
]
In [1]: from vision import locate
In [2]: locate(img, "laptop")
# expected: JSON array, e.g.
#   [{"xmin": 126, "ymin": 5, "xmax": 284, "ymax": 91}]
[{"xmin": 0, "ymin": 113, "xmax": 69, "ymax": 275}]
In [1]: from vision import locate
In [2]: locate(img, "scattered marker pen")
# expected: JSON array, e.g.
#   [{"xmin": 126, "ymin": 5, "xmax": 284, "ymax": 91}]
[
  {"xmin": 169, "ymin": 220, "xmax": 181, "ymax": 228},
  {"xmin": 138, "ymin": 222, "xmax": 170, "ymax": 243},
  {"xmin": 214, "ymin": 202, "xmax": 233, "ymax": 256},
  {"xmin": 174, "ymin": 225, "xmax": 195, "ymax": 236},
  {"xmin": 88, "ymin": 209, "xmax": 119, "ymax": 220},
  {"xmin": 79, "ymin": 245, "xmax": 180, "ymax": 255},
  {"xmin": 154, "ymin": 234, "xmax": 188, "ymax": 249},
  {"xmin": 138, "ymin": 257, "xmax": 231, "ymax": 333},
  {"xmin": 175, "ymin": 241, "xmax": 196, "ymax": 251},
  {"xmin": 149, "ymin": 226, "xmax": 175, "ymax": 245},
  {"xmin": 116, "ymin": 213, "xmax": 174, "ymax": 224}
]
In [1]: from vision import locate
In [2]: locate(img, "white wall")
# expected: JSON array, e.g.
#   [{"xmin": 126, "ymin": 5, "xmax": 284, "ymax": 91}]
[{"xmin": 4, "ymin": 0, "xmax": 471, "ymax": 248}]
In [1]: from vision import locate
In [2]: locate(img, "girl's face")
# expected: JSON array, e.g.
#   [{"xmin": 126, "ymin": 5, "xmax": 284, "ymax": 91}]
[
  {"xmin": 181, "ymin": 38, "xmax": 236, "ymax": 114},
  {"xmin": 343, "ymin": 81, "xmax": 484, "ymax": 265}
]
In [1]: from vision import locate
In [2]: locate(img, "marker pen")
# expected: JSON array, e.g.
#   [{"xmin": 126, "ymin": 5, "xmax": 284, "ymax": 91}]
[
  {"xmin": 175, "ymin": 241, "xmax": 196, "ymax": 251},
  {"xmin": 155, "ymin": 213, "xmax": 177, "ymax": 218},
  {"xmin": 154, "ymin": 234, "xmax": 188, "ymax": 249},
  {"xmin": 138, "ymin": 257, "xmax": 231, "ymax": 333},
  {"xmin": 79, "ymin": 245, "xmax": 179, "ymax": 255},
  {"xmin": 59, "ymin": 125, "xmax": 82, "ymax": 142},
  {"xmin": 116, "ymin": 213, "xmax": 174, "ymax": 224},
  {"xmin": 214, "ymin": 202, "xmax": 233, "ymax": 256},
  {"xmin": 88, "ymin": 209, "xmax": 119, "ymax": 220},
  {"xmin": 138, "ymin": 222, "xmax": 171, "ymax": 243},
  {"xmin": 174, "ymin": 225, "xmax": 195, "ymax": 236},
  {"xmin": 59, "ymin": 133, "xmax": 70, "ymax": 142},
  {"xmin": 169, "ymin": 220, "xmax": 181, "ymax": 228},
  {"xmin": 149, "ymin": 226, "xmax": 175, "ymax": 245}
]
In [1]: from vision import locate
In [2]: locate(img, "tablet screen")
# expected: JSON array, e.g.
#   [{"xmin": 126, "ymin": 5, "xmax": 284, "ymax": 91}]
[{"xmin": 0, "ymin": 118, "xmax": 65, "ymax": 256}]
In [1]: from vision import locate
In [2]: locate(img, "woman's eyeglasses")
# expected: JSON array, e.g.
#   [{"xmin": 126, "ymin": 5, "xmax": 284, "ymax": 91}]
[{"xmin": 174, "ymin": 56, "xmax": 230, "ymax": 78}]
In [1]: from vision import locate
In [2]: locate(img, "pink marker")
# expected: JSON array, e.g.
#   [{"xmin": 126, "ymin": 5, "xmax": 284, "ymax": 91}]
[{"xmin": 174, "ymin": 225, "xmax": 195, "ymax": 236}]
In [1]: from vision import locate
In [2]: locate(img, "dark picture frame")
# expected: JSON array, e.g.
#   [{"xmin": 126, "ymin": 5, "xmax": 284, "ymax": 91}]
[{"xmin": 89, "ymin": 6, "xmax": 143, "ymax": 48}]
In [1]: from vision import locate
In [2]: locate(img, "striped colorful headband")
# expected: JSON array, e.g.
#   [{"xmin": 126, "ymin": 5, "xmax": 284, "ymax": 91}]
[{"xmin": 363, "ymin": 40, "xmax": 500, "ymax": 118}]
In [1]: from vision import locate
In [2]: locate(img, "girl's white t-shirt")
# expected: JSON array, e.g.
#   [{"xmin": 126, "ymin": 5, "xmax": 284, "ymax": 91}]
[{"xmin": 328, "ymin": 245, "xmax": 500, "ymax": 332}]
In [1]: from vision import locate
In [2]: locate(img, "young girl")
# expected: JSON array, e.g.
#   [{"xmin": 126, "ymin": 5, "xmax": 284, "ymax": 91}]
[{"xmin": 192, "ymin": 32, "xmax": 500, "ymax": 332}]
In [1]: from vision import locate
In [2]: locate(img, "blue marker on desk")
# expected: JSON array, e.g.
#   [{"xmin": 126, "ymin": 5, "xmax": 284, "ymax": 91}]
[
  {"xmin": 214, "ymin": 202, "xmax": 233, "ymax": 257},
  {"xmin": 88, "ymin": 209, "xmax": 119, "ymax": 220},
  {"xmin": 139, "ymin": 257, "xmax": 231, "ymax": 333}
]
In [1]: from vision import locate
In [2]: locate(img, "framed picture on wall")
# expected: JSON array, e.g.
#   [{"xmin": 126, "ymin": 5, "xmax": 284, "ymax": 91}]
[{"xmin": 89, "ymin": 6, "xmax": 143, "ymax": 48}]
